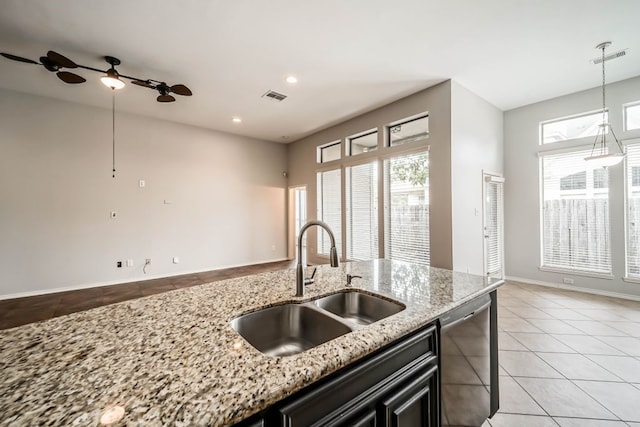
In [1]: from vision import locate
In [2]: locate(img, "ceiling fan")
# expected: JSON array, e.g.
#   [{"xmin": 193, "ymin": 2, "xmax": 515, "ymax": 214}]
[{"xmin": 1, "ymin": 50, "xmax": 193, "ymax": 102}]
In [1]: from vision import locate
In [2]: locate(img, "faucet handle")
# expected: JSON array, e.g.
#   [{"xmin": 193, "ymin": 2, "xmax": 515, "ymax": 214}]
[
  {"xmin": 346, "ymin": 274, "xmax": 362, "ymax": 286},
  {"xmin": 305, "ymin": 267, "xmax": 317, "ymax": 286}
]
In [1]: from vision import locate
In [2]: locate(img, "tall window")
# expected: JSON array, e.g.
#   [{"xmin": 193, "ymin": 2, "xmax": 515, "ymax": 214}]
[
  {"xmin": 317, "ymin": 169, "xmax": 342, "ymax": 255},
  {"xmin": 346, "ymin": 162, "xmax": 378, "ymax": 261},
  {"xmin": 384, "ymin": 151, "xmax": 430, "ymax": 266},
  {"xmin": 626, "ymin": 143, "xmax": 640, "ymax": 278},
  {"xmin": 541, "ymin": 149, "xmax": 611, "ymax": 274}
]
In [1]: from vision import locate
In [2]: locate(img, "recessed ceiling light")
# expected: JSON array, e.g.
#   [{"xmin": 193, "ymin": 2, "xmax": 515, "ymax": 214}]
[
  {"xmin": 285, "ymin": 75, "xmax": 298, "ymax": 84},
  {"xmin": 232, "ymin": 117, "xmax": 242, "ymax": 123}
]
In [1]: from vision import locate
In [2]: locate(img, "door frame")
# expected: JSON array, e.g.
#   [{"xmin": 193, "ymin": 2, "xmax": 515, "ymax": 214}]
[{"xmin": 482, "ymin": 171, "xmax": 505, "ymax": 279}]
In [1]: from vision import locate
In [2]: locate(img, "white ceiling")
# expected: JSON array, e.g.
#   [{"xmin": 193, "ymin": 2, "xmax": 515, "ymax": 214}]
[{"xmin": 1, "ymin": 0, "xmax": 639, "ymax": 143}]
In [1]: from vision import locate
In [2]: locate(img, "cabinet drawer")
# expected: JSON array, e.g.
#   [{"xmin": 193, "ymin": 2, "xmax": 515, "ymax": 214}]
[{"xmin": 278, "ymin": 325, "xmax": 436, "ymax": 427}]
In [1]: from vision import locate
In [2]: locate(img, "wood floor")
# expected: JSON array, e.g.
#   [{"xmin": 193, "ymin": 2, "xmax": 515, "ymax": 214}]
[{"xmin": 0, "ymin": 260, "xmax": 295, "ymax": 330}]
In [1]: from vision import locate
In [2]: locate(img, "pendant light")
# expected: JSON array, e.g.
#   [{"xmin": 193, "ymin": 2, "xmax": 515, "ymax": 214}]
[{"xmin": 584, "ymin": 41, "xmax": 625, "ymax": 167}]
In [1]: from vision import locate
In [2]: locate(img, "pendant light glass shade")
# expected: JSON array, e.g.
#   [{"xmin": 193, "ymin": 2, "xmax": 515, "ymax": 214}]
[{"xmin": 101, "ymin": 68, "xmax": 125, "ymax": 90}]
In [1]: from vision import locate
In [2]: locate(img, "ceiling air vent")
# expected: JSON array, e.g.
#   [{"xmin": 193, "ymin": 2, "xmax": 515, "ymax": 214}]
[
  {"xmin": 262, "ymin": 90, "xmax": 287, "ymax": 102},
  {"xmin": 591, "ymin": 48, "xmax": 627, "ymax": 64}
]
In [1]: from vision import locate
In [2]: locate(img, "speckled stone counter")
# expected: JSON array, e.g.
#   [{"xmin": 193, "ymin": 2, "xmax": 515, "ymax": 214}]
[{"xmin": 0, "ymin": 259, "xmax": 502, "ymax": 426}]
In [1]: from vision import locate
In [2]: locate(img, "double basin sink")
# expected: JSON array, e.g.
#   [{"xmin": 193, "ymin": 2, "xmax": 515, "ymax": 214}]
[{"xmin": 230, "ymin": 290, "xmax": 405, "ymax": 357}]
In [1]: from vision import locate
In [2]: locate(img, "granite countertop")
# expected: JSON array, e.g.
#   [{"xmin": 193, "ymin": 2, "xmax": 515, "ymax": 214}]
[{"xmin": 0, "ymin": 259, "xmax": 502, "ymax": 426}]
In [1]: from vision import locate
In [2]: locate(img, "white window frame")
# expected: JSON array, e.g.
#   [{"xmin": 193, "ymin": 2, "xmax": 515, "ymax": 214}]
[
  {"xmin": 539, "ymin": 109, "xmax": 608, "ymax": 145},
  {"xmin": 346, "ymin": 129, "xmax": 378, "ymax": 157},
  {"xmin": 623, "ymin": 138, "xmax": 640, "ymax": 283},
  {"xmin": 538, "ymin": 145, "xmax": 613, "ymax": 279},
  {"xmin": 623, "ymin": 101, "xmax": 640, "ymax": 132},
  {"xmin": 317, "ymin": 140, "xmax": 342, "ymax": 164}
]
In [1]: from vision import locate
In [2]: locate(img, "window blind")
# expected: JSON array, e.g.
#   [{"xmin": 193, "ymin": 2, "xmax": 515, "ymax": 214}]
[
  {"xmin": 383, "ymin": 151, "xmax": 430, "ymax": 266},
  {"xmin": 626, "ymin": 143, "xmax": 640, "ymax": 278},
  {"xmin": 485, "ymin": 178, "xmax": 504, "ymax": 278},
  {"xmin": 316, "ymin": 169, "xmax": 342, "ymax": 256},
  {"xmin": 541, "ymin": 149, "xmax": 611, "ymax": 274},
  {"xmin": 346, "ymin": 162, "xmax": 378, "ymax": 261}
]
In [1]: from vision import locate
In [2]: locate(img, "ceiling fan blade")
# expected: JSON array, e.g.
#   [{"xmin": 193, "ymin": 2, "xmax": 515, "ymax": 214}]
[
  {"xmin": 170, "ymin": 84, "xmax": 192, "ymax": 96},
  {"xmin": 40, "ymin": 56, "xmax": 59, "ymax": 72},
  {"xmin": 47, "ymin": 50, "xmax": 77, "ymax": 68},
  {"xmin": 157, "ymin": 94, "xmax": 175, "ymax": 103},
  {"xmin": 1, "ymin": 52, "xmax": 39, "ymax": 64},
  {"xmin": 57, "ymin": 71, "xmax": 86, "ymax": 84},
  {"xmin": 131, "ymin": 80, "xmax": 156, "ymax": 89}
]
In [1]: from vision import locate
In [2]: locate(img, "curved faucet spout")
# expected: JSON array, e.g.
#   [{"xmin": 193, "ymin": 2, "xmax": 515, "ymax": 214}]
[{"xmin": 296, "ymin": 220, "xmax": 339, "ymax": 297}]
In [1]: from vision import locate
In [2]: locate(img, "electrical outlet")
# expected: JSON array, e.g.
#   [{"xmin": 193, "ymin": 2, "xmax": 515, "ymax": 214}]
[
  {"xmin": 563, "ymin": 277, "xmax": 574, "ymax": 285},
  {"xmin": 110, "ymin": 211, "xmax": 117, "ymax": 219},
  {"xmin": 116, "ymin": 261, "xmax": 122, "ymax": 268}
]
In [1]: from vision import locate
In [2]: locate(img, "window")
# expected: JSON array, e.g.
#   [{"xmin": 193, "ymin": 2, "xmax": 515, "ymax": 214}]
[
  {"xmin": 347, "ymin": 130, "xmax": 377, "ymax": 156},
  {"xmin": 633, "ymin": 166, "xmax": 640, "ymax": 187},
  {"xmin": 541, "ymin": 111, "xmax": 607, "ymax": 144},
  {"xmin": 541, "ymin": 149, "xmax": 611, "ymax": 274},
  {"xmin": 626, "ymin": 144, "xmax": 640, "ymax": 278},
  {"xmin": 316, "ymin": 169, "xmax": 342, "ymax": 255},
  {"xmin": 384, "ymin": 151, "xmax": 430, "ymax": 266},
  {"xmin": 593, "ymin": 168, "xmax": 608, "ymax": 189},
  {"xmin": 388, "ymin": 115, "xmax": 429, "ymax": 147},
  {"xmin": 317, "ymin": 141, "xmax": 341, "ymax": 163},
  {"xmin": 625, "ymin": 102, "xmax": 640, "ymax": 131},
  {"xmin": 345, "ymin": 162, "xmax": 378, "ymax": 261},
  {"xmin": 560, "ymin": 171, "xmax": 586, "ymax": 191}
]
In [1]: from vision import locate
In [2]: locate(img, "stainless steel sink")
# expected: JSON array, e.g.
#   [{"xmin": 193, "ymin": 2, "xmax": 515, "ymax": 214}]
[
  {"xmin": 313, "ymin": 290, "xmax": 405, "ymax": 326},
  {"xmin": 230, "ymin": 304, "xmax": 352, "ymax": 357}
]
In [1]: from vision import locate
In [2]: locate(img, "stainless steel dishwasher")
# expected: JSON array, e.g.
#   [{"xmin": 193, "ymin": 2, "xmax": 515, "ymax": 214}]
[{"xmin": 440, "ymin": 291, "xmax": 499, "ymax": 427}]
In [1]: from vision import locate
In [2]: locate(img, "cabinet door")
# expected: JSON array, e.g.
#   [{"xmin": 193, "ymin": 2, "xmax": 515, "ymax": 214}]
[{"xmin": 382, "ymin": 364, "xmax": 438, "ymax": 427}]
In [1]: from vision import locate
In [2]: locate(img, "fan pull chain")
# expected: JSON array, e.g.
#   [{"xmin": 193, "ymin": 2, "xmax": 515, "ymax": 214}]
[{"xmin": 112, "ymin": 89, "xmax": 116, "ymax": 178}]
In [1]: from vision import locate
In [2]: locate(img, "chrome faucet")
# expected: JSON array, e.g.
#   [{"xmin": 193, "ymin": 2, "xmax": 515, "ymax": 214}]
[{"xmin": 296, "ymin": 220, "xmax": 339, "ymax": 297}]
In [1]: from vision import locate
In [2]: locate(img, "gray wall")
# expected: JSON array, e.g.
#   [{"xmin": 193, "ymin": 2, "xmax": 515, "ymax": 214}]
[
  {"xmin": 287, "ymin": 80, "xmax": 503, "ymax": 273},
  {"xmin": 504, "ymin": 75, "xmax": 640, "ymax": 298},
  {"xmin": 0, "ymin": 88, "xmax": 288, "ymax": 298},
  {"xmin": 451, "ymin": 82, "xmax": 504, "ymax": 275}
]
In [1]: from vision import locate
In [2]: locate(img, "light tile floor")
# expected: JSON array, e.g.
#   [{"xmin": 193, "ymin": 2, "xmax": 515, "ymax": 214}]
[{"xmin": 483, "ymin": 281, "xmax": 640, "ymax": 426}]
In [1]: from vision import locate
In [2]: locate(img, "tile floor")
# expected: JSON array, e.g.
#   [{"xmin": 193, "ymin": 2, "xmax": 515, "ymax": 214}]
[
  {"xmin": 485, "ymin": 281, "xmax": 640, "ymax": 427},
  {"xmin": 2, "ymin": 267, "xmax": 640, "ymax": 426}
]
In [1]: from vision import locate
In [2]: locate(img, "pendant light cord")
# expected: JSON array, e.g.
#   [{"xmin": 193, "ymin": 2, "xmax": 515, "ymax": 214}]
[{"xmin": 112, "ymin": 88, "xmax": 116, "ymax": 178}]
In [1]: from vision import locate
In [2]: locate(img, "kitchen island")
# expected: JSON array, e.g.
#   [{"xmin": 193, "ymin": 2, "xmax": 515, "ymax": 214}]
[{"xmin": 0, "ymin": 259, "xmax": 502, "ymax": 426}]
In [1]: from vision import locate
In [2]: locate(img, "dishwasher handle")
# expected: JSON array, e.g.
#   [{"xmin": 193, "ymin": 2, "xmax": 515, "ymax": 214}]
[{"xmin": 440, "ymin": 294, "xmax": 491, "ymax": 330}]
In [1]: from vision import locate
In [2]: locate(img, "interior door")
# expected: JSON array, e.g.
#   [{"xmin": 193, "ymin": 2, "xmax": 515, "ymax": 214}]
[{"xmin": 483, "ymin": 174, "xmax": 505, "ymax": 279}]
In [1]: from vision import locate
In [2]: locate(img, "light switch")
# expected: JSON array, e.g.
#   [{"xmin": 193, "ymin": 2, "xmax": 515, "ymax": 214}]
[
  {"xmin": 139, "ymin": 180, "xmax": 146, "ymax": 188},
  {"xmin": 110, "ymin": 211, "xmax": 117, "ymax": 219}
]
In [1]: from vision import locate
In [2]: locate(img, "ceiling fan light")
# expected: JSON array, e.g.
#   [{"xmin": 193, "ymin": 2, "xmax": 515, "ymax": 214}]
[
  {"xmin": 101, "ymin": 69, "xmax": 125, "ymax": 90},
  {"xmin": 584, "ymin": 152, "xmax": 625, "ymax": 167}
]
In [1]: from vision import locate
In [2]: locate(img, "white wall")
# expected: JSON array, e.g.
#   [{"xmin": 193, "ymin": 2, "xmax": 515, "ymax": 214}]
[
  {"xmin": 0, "ymin": 88, "xmax": 288, "ymax": 298},
  {"xmin": 504, "ymin": 75, "xmax": 640, "ymax": 298},
  {"xmin": 451, "ymin": 82, "xmax": 504, "ymax": 275}
]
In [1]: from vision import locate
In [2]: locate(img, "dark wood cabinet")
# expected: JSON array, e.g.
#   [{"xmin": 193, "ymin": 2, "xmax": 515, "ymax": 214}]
[
  {"xmin": 382, "ymin": 364, "xmax": 438, "ymax": 427},
  {"xmin": 237, "ymin": 323, "xmax": 438, "ymax": 427}
]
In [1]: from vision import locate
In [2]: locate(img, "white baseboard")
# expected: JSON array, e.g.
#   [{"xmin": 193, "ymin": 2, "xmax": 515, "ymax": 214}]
[
  {"xmin": 505, "ymin": 275, "xmax": 640, "ymax": 302},
  {"xmin": 0, "ymin": 257, "xmax": 290, "ymax": 300}
]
